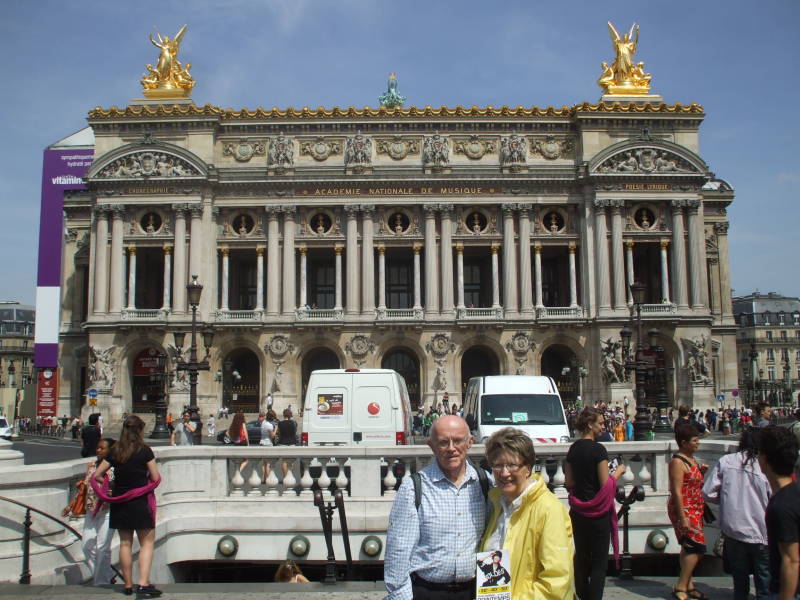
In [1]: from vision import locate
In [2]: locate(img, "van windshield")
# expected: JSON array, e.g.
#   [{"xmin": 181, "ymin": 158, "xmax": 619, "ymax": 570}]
[{"xmin": 480, "ymin": 394, "xmax": 565, "ymax": 425}]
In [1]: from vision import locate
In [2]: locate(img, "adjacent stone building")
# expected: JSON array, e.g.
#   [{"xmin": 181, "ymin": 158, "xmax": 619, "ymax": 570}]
[
  {"xmin": 52, "ymin": 32, "xmax": 739, "ymax": 422},
  {"xmin": 733, "ymin": 292, "xmax": 800, "ymax": 406}
]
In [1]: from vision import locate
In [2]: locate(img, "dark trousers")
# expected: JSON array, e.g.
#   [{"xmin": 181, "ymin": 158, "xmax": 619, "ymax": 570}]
[
  {"xmin": 411, "ymin": 574, "xmax": 474, "ymax": 600},
  {"xmin": 725, "ymin": 537, "xmax": 771, "ymax": 600},
  {"xmin": 571, "ymin": 511, "xmax": 611, "ymax": 600}
]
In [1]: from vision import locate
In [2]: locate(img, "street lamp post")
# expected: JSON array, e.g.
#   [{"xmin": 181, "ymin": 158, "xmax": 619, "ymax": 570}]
[
  {"xmin": 173, "ymin": 276, "xmax": 214, "ymax": 445},
  {"xmin": 622, "ymin": 282, "xmax": 653, "ymax": 441},
  {"xmin": 149, "ymin": 352, "xmax": 170, "ymax": 439}
]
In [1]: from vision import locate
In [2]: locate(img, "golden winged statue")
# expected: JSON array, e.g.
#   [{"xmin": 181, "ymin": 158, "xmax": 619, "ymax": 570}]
[
  {"xmin": 140, "ymin": 25, "xmax": 195, "ymax": 99},
  {"xmin": 598, "ymin": 21, "xmax": 652, "ymax": 96}
]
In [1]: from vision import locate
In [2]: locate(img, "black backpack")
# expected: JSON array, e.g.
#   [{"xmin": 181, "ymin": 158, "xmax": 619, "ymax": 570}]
[{"xmin": 410, "ymin": 457, "xmax": 490, "ymax": 510}]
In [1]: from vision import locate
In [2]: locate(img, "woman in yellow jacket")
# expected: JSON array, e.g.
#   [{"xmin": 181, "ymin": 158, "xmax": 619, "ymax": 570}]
[{"xmin": 479, "ymin": 427, "xmax": 574, "ymax": 600}]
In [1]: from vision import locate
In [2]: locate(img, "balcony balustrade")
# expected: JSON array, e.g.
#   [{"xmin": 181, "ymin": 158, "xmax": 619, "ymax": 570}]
[{"xmin": 536, "ymin": 306, "xmax": 585, "ymax": 320}]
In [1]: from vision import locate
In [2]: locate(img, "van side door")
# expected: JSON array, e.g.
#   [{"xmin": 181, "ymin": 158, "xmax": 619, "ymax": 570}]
[{"xmin": 352, "ymin": 373, "xmax": 394, "ymax": 445}]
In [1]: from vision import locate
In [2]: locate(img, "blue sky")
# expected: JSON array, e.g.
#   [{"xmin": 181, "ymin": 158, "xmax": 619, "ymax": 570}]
[{"xmin": 1, "ymin": 0, "xmax": 798, "ymax": 305}]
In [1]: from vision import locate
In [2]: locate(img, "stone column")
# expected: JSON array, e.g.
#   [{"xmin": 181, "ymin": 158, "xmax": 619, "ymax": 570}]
[
  {"xmin": 456, "ymin": 244, "xmax": 465, "ymax": 310},
  {"xmin": 518, "ymin": 204, "xmax": 533, "ymax": 314},
  {"xmin": 501, "ymin": 204, "xmax": 518, "ymax": 314},
  {"xmin": 266, "ymin": 207, "xmax": 281, "ymax": 316},
  {"xmin": 255, "ymin": 247, "xmax": 264, "ymax": 312},
  {"xmin": 686, "ymin": 199, "xmax": 704, "ymax": 309},
  {"xmin": 439, "ymin": 205, "xmax": 455, "ymax": 316},
  {"xmin": 361, "ymin": 206, "xmax": 375, "ymax": 315},
  {"xmin": 334, "ymin": 246, "xmax": 343, "ymax": 312},
  {"xmin": 593, "ymin": 200, "xmax": 611, "ymax": 310},
  {"xmin": 423, "ymin": 205, "xmax": 440, "ymax": 317},
  {"xmin": 659, "ymin": 240, "xmax": 671, "ymax": 303},
  {"xmin": 568, "ymin": 243, "xmax": 578, "ymax": 308},
  {"xmin": 413, "ymin": 244, "xmax": 422, "ymax": 311},
  {"xmin": 670, "ymin": 200, "xmax": 689, "ymax": 309},
  {"xmin": 282, "ymin": 207, "xmax": 296, "ymax": 315},
  {"xmin": 534, "ymin": 244, "xmax": 543, "ymax": 309},
  {"xmin": 625, "ymin": 240, "xmax": 634, "ymax": 306},
  {"xmin": 126, "ymin": 247, "xmax": 137, "ymax": 310},
  {"xmin": 377, "ymin": 245, "xmax": 386, "ymax": 312},
  {"xmin": 94, "ymin": 208, "xmax": 109, "ymax": 314},
  {"xmin": 108, "ymin": 206, "xmax": 125, "ymax": 313},
  {"xmin": 715, "ymin": 223, "xmax": 734, "ymax": 319},
  {"xmin": 162, "ymin": 245, "xmax": 172, "ymax": 311},
  {"xmin": 298, "ymin": 247, "xmax": 307, "ymax": 309},
  {"xmin": 708, "ymin": 257, "xmax": 721, "ymax": 316},
  {"xmin": 491, "ymin": 244, "xmax": 501, "ymax": 308},
  {"xmin": 220, "ymin": 248, "xmax": 230, "ymax": 311},
  {"xmin": 188, "ymin": 204, "xmax": 203, "ymax": 281},
  {"xmin": 610, "ymin": 200, "xmax": 626, "ymax": 309},
  {"xmin": 172, "ymin": 205, "xmax": 187, "ymax": 314},
  {"xmin": 345, "ymin": 206, "xmax": 360, "ymax": 315}
]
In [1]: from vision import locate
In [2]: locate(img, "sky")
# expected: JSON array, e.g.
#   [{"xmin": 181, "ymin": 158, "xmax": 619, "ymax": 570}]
[{"xmin": 1, "ymin": 0, "xmax": 798, "ymax": 306}]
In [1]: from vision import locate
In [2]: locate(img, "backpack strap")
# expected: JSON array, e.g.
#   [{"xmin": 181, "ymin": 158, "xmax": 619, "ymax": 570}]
[
  {"xmin": 411, "ymin": 459, "xmax": 490, "ymax": 511},
  {"xmin": 412, "ymin": 471, "xmax": 422, "ymax": 510}
]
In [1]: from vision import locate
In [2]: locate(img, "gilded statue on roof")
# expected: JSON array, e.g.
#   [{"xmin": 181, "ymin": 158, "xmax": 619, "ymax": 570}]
[
  {"xmin": 598, "ymin": 22, "xmax": 652, "ymax": 96},
  {"xmin": 140, "ymin": 25, "xmax": 195, "ymax": 99}
]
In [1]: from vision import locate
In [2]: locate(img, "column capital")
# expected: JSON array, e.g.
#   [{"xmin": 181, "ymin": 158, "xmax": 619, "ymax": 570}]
[
  {"xmin": 298, "ymin": 246, "xmax": 307, "ymax": 256},
  {"xmin": 334, "ymin": 246, "xmax": 343, "ymax": 256},
  {"xmin": 359, "ymin": 204, "xmax": 376, "ymax": 217},
  {"xmin": 714, "ymin": 222, "xmax": 729, "ymax": 235},
  {"xmin": 670, "ymin": 198, "xmax": 686, "ymax": 212},
  {"xmin": 256, "ymin": 246, "xmax": 265, "ymax": 257},
  {"xmin": 455, "ymin": 243, "xmax": 464, "ymax": 254},
  {"xmin": 608, "ymin": 199, "xmax": 624, "ymax": 212},
  {"xmin": 423, "ymin": 203, "xmax": 439, "ymax": 215},
  {"xmin": 625, "ymin": 239, "xmax": 634, "ymax": 249},
  {"xmin": 281, "ymin": 205, "xmax": 297, "ymax": 216},
  {"xmin": 491, "ymin": 243, "xmax": 500, "ymax": 255},
  {"xmin": 109, "ymin": 204, "xmax": 126, "ymax": 219},
  {"xmin": 592, "ymin": 198, "xmax": 608, "ymax": 212},
  {"xmin": 568, "ymin": 242, "xmax": 577, "ymax": 253},
  {"xmin": 127, "ymin": 246, "xmax": 137, "ymax": 256},
  {"xmin": 376, "ymin": 244, "xmax": 385, "ymax": 255},
  {"xmin": 533, "ymin": 243, "xmax": 542, "ymax": 253},
  {"xmin": 92, "ymin": 205, "xmax": 110, "ymax": 218},
  {"xmin": 219, "ymin": 247, "xmax": 229, "ymax": 257},
  {"xmin": 265, "ymin": 205, "xmax": 282, "ymax": 218},
  {"xmin": 501, "ymin": 203, "xmax": 516, "ymax": 216},
  {"xmin": 343, "ymin": 205, "xmax": 360, "ymax": 217},
  {"xmin": 412, "ymin": 244, "xmax": 422, "ymax": 254},
  {"xmin": 660, "ymin": 239, "xmax": 670, "ymax": 249},
  {"xmin": 188, "ymin": 203, "xmax": 203, "ymax": 218},
  {"xmin": 163, "ymin": 244, "xmax": 172, "ymax": 255},
  {"xmin": 439, "ymin": 203, "xmax": 454, "ymax": 217},
  {"xmin": 685, "ymin": 198, "xmax": 701, "ymax": 213},
  {"xmin": 173, "ymin": 203, "xmax": 189, "ymax": 216}
]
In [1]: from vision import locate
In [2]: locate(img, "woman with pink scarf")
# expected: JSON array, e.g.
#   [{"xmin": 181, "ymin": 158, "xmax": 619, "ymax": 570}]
[
  {"xmin": 93, "ymin": 415, "xmax": 161, "ymax": 598},
  {"xmin": 564, "ymin": 407, "xmax": 626, "ymax": 600}
]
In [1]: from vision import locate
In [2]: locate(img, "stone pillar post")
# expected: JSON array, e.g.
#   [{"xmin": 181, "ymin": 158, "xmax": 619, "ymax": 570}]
[
  {"xmin": 361, "ymin": 206, "xmax": 375, "ymax": 314},
  {"xmin": 94, "ymin": 208, "xmax": 109, "ymax": 314},
  {"xmin": 518, "ymin": 203, "xmax": 533, "ymax": 315},
  {"xmin": 660, "ymin": 240, "xmax": 671, "ymax": 303},
  {"xmin": 610, "ymin": 200, "xmax": 626, "ymax": 309},
  {"xmin": 534, "ymin": 244, "xmax": 543, "ymax": 309},
  {"xmin": 715, "ymin": 223, "xmax": 734, "ymax": 319},
  {"xmin": 282, "ymin": 207, "xmax": 296, "ymax": 315},
  {"xmin": 686, "ymin": 199, "xmax": 704, "ymax": 308},
  {"xmin": 220, "ymin": 248, "xmax": 230, "ymax": 311},
  {"xmin": 298, "ymin": 247, "xmax": 307, "ymax": 309},
  {"xmin": 266, "ymin": 207, "xmax": 281, "ymax": 316},
  {"xmin": 377, "ymin": 245, "xmax": 386, "ymax": 312},
  {"xmin": 456, "ymin": 244, "xmax": 465, "ymax": 310},
  {"xmin": 126, "ymin": 247, "xmax": 137, "ymax": 310},
  {"xmin": 172, "ymin": 205, "xmax": 187, "ymax": 314},
  {"xmin": 345, "ymin": 206, "xmax": 360, "ymax": 315},
  {"xmin": 108, "ymin": 206, "xmax": 125, "ymax": 313},
  {"xmin": 491, "ymin": 244, "xmax": 501, "ymax": 308},
  {"xmin": 162, "ymin": 245, "xmax": 172, "ymax": 311},
  {"xmin": 709, "ymin": 257, "xmax": 721, "ymax": 316},
  {"xmin": 334, "ymin": 246, "xmax": 343, "ymax": 312},
  {"xmin": 423, "ymin": 205, "xmax": 439, "ymax": 317},
  {"xmin": 568, "ymin": 243, "xmax": 578, "ymax": 308},
  {"xmin": 439, "ymin": 205, "xmax": 454, "ymax": 316},
  {"xmin": 593, "ymin": 200, "xmax": 611, "ymax": 310},
  {"xmin": 501, "ymin": 204, "xmax": 518, "ymax": 314},
  {"xmin": 625, "ymin": 240, "xmax": 634, "ymax": 306},
  {"xmin": 188, "ymin": 204, "xmax": 203, "ymax": 282},
  {"xmin": 413, "ymin": 244, "xmax": 422, "ymax": 311},
  {"xmin": 255, "ymin": 247, "xmax": 264, "ymax": 312},
  {"xmin": 670, "ymin": 200, "xmax": 689, "ymax": 309}
]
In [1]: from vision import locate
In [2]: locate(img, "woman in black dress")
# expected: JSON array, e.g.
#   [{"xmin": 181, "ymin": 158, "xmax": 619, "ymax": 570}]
[
  {"xmin": 564, "ymin": 407, "xmax": 627, "ymax": 600},
  {"xmin": 94, "ymin": 415, "xmax": 161, "ymax": 598}
]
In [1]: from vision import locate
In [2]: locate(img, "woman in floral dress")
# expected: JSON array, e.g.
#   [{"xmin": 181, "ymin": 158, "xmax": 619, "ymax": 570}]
[{"xmin": 668, "ymin": 424, "xmax": 709, "ymax": 600}]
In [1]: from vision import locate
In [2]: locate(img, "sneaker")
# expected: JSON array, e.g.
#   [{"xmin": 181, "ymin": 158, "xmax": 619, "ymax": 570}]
[{"xmin": 135, "ymin": 584, "xmax": 163, "ymax": 598}]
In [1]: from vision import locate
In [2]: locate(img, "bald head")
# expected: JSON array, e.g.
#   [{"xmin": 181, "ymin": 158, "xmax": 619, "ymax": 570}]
[{"xmin": 430, "ymin": 415, "xmax": 469, "ymax": 441}]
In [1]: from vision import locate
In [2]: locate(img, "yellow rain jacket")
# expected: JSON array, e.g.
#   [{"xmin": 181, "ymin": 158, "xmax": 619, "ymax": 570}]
[{"xmin": 479, "ymin": 474, "xmax": 574, "ymax": 600}]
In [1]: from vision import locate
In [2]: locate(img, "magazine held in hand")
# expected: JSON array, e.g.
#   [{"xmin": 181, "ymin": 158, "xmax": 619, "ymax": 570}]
[{"xmin": 476, "ymin": 549, "xmax": 512, "ymax": 599}]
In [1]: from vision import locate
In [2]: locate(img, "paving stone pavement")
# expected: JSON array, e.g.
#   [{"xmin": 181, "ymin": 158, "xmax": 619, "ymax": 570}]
[{"xmin": 0, "ymin": 576, "xmax": 735, "ymax": 598}]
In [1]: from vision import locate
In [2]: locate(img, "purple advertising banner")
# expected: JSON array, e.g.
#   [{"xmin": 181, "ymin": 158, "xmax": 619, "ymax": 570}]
[{"xmin": 34, "ymin": 148, "xmax": 93, "ymax": 367}]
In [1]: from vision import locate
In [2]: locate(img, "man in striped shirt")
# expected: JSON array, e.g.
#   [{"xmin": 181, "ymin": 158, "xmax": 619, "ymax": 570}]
[{"xmin": 384, "ymin": 415, "xmax": 489, "ymax": 600}]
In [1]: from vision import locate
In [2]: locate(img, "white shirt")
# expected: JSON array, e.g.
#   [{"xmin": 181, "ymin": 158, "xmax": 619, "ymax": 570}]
[
  {"xmin": 259, "ymin": 420, "xmax": 274, "ymax": 446},
  {"xmin": 485, "ymin": 478, "xmax": 538, "ymax": 550}
]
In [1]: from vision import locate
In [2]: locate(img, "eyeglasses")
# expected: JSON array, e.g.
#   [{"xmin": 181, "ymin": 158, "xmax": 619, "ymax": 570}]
[
  {"xmin": 491, "ymin": 463, "xmax": 523, "ymax": 473},
  {"xmin": 433, "ymin": 437, "xmax": 469, "ymax": 450}
]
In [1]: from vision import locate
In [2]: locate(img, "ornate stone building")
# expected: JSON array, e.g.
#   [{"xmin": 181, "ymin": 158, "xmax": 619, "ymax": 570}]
[{"xmin": 52, "ymin": 28, "xmax": 739, "ymax": 422}]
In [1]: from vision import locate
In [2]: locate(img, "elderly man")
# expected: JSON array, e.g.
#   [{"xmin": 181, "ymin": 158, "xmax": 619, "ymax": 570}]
[{"xmin": 385, "ymin": 415, "xmax": 489, "ymax": 600}]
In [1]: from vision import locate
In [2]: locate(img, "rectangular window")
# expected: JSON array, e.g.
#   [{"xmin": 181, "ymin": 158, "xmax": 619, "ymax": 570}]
[
  {"xmin": 780, "ymin": 330, "xmax": 788, "ymax": 340},
  {"xmin": 22, "ymin": 340, "xmax": 28, "ymax": 349},
  {"xmin": 386, "ymin": 259, "xmax": 412, "ymax": 309},
  {"xmin": 767, "ymin": 367, "xmax": 775, "ymax": 380},
  {"xmin": 767, "ymin": 348, "xmax": 775, "ymax": 361},
  {"xmin": 463, "ymin": 256, "xmax": 492, "ymax": 308},
  {"xmin": 781, "ymin": 348, "xmax": 789, "ymax": 361},
  {"xmin": 796, "ymin": 350, "xmax": 800, "ymax": 361},
  {"xmin": 309, "ymin": 260, "xmax": 335, "ymax": 309},
  {"xmin": 779, "ymin": 314, "xmax": 786, "ymax": 325},
  {"xmin": 766, "ymin": 331, "xmax": 773, "ymax": 340}
]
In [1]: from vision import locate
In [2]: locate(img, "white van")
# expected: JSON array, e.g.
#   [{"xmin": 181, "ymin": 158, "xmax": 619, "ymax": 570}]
[
  {"xmin": 301, "ymin": 368, "xmax": 412, "ymax": 446},
  {"xmin": 463, "ymin": 376, "xmax": 571, "ymax": 444}
]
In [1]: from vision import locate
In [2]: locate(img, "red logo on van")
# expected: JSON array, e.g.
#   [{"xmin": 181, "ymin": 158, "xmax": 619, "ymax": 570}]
[{"xmin": 367, "ymin": 402, "xmax": 381, "ymax": 415}]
